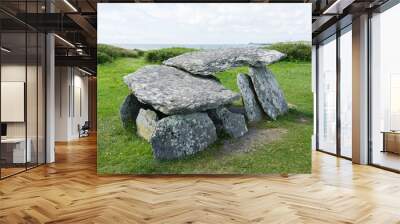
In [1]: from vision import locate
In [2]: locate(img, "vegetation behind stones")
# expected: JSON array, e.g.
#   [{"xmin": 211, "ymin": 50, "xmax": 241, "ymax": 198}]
[
  {"xmin": 144, "ymin": 47, "xmax": 197, "ymax": 63},
  {"xmin": 98, "ymin": 42, "xmax": 310, "ymax": 65},
  {"xmin": 98, "ymin": 44, "xmax": 143, "ymax": 64},
  {"xmin": 265, "ymin": 42, "xmax": 311, "ymax": 62}
]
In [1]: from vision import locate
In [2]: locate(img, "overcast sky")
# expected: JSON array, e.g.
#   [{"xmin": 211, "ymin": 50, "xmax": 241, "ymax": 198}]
[{"xmin": 98, "ymin": 3, "xmax": 311, "ymax": 45}]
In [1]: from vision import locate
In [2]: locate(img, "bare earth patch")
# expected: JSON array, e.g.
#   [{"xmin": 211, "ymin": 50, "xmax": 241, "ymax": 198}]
[
  {"xmin": 296, "ymin": 117, "xmax": 309, "ymax": 123},
  {"xmin": 218, "ymin": 127, "xmax": 288, "ymax": 157}
]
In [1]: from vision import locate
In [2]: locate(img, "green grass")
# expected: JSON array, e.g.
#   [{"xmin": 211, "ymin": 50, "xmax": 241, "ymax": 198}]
[{"xmin": 97, "ymin": 57, "xmax": 312, "ymax": 174}]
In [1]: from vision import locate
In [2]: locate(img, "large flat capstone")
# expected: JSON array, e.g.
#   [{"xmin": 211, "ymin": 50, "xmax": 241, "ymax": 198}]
[
  {"xmin": 150, "ymin": 113, "xmax": 217, "ymax": 160},
  {"xmin": 248, "ymin": 66, "xmax": 288, "ymax": 120},
  {"xmin": 124, "ymin": 65, "xmax": 240, "ymax": 115},
  {"xmin": 163, "ymin": 48, "xmax": 285, "ymax": 77}
]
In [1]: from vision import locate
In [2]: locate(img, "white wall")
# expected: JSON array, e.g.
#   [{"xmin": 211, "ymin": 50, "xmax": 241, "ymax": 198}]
[
  {"xmin": 55, "ymin": 66, "xmax": 70, "ymax": 141},
  {"xmin": 55, "ymin": 67, "xmax": 89, "ymax": 141},
  {"xmin": 1, "ymin": 65, "xmax": 26, "ymax": 138},
  {"xmin": 71, "ymin": 72, "xmax": 89, "ymax": 138},
  {"xmin": 1, "ymin": 65, "xmax": 39, "ymax": 137},
  {"xmin": 339, "ymin": 29, "xmax": 353, "ymax": 158},
  {"xmin": 312, "ymin": 45, "xmax": 317, "ymax": 150},
  {"xmin": 1, "ymin": 63, "xmax": 46, "ymax": 164}
]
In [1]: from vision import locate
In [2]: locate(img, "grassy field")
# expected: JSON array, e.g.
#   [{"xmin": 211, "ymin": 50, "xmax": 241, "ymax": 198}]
[{"xmin": 97, "ymin": 57, "xmax": 312, "ymax": 174}]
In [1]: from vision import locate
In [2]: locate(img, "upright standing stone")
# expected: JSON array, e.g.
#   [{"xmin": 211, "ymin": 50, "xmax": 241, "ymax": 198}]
[
  {"xmin": 237, "ymin": 73, "xmax": 264, "ymax": 122},
  {"xmin": 136, "ymin": 109, "xmax": 158, "ymax": 141},
  {"xmin": 120, "ymin": 94, "xmax": 142, "ymax": 128},
  {"xmin": 248, "ymin": 66, "xmax": 288, "ymax": 120},
  {"xmin": 208, "ymin": 107, "xmax": 248, "ymax": 138},
  {"xmin": 150, "ymin": 113, "xmax": 217, "ymax": 160}
]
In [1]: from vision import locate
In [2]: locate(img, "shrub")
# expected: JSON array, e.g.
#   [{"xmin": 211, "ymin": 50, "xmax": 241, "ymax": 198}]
[
  {"xmin": 97, "ymin": 44, "xmax": 143, "ymax": 64},
  {"xmin": 145, "ymin": 47, "xmax": 197, "ymax": 63},
  {"xmin": 97, "ymin": 51, "xmax": 113, "ymax": 64},
  {"xmin": 265, "ymin": 42, "xmax": 311, "ymax": 62}
]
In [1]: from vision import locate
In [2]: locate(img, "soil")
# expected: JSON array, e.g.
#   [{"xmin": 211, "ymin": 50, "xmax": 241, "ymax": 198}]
[
  {"xmin": 218, "ymin": 126, "xmax": 287, "ymax": 157},
  {"xmin": 296, "ymin": 117, "xmax": 309, "ymax": 123}
]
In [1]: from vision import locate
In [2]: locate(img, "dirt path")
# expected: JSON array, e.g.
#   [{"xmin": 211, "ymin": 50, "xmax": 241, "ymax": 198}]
[{"xmin": 218, "ymin": 127, "xmax": 287, "ymax": 157}]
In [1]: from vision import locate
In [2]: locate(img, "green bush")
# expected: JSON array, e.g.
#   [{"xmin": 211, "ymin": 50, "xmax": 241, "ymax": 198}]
[
  {"xmin": 97, "ymin": 51, "xmax": 113, "ymax": 64},
  {"xmin": 97, "ymin": 44, "xmax": 143, "ymax": 64},
  {"xmin": 265, "ymin": 42, "xmax": 311, "ymax": 62},
  {"xmin": 145, "ymin": 47, "xmax": 197, "ymax": 63}
]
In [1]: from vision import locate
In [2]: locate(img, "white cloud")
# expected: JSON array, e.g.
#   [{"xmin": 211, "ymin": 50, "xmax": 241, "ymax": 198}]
[{"xmin": 98, "ymin": 3, "xmax": 311, "ymax": 45}]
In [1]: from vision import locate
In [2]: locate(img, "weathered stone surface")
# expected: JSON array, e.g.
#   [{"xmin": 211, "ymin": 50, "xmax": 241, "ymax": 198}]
[
  {"xmin": 208, "ymin": 107, "xmax": 248, "ymax": 138},
  {"xmin": 136, "ymin": 109, "xmax": 158, "ymax": 141},
  {"xmin": 124, "ymin": 65, "xmax": 240, "ymax": 115},
  {"xmin": 163, "ymin": 48, "xmax": 285, "ymax": 77},
  {"xmin": 237, "ymin": 73, "xmax": 264, "ymax": 122},
  {"xmin": 248, "ymin": 66, "xmax": 288, "ymax": 120},
  {"xmin": 227, "ymin": 105, "xmax": 246, "ymax": 115},
  {"xmin": 120, "ymin": 94, "xmax": 142, "ymax": 128},
  {"xmin": 150, "ymin": 113, "xmax": 217, "ymax": 160}
]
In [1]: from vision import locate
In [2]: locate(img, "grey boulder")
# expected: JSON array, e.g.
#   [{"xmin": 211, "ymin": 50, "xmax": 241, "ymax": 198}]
[
  {"xmin": 124, "ymin": 65, "xmax": 240, "ymax": 115},
  {"xmin": 150, "ymin": 113, "xmax": 217, "ymax": 160},
  {"xmin": 208, "ymin": 107, "xmax": 248, "ymax": 138},
  {"xmin": 136, "ymin": 109, "xmax": 158, "ymax": 141},
  {"xmin": 248, "ymin": 66, "xmax": 288, "ymax": 120},
  {"xmin": 120, "ymin": 94, "xmax": 142, "ymax": 128},
  {"xmin": 237, "ymin": 73, "xmax": 264, "ymax": 122},
  {"xmin": 163, "ymin": 48, "xmax": 285, "ymax": 77}
]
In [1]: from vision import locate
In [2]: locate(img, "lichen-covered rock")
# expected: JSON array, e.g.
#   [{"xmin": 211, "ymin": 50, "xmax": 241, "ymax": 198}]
[
  {"xmin": 248, "ymin": 66, "xmax": 288, "ymax": 120},
  {"xmin": 120, "ymin": 94, "xmax": 142, "ymax": 128},
  {"xmin": 163, "ymin": 48, "xmax": 285, "ymax": 77},
  {"xmin": 123, "ymin": 65, "xmax": 240, "ymax": 115},
  {"xmin": 237, "ymin": 73, "xmax": 264, "ymax": 122},
  {"xmin": 150, "ymin": 113, "xmax": 217, "ymax": 160},
  {"xmin": 208, "ymin": 107, "xmax": 248, "ymax": 138},
  {"xmin": 136, "ymin": 109, "xmax": 158, "ymax": 141}
]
